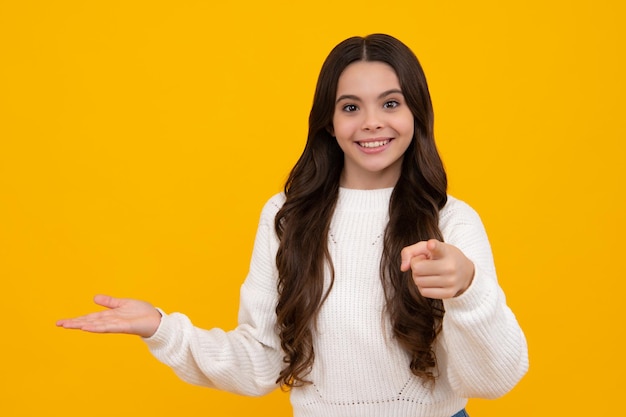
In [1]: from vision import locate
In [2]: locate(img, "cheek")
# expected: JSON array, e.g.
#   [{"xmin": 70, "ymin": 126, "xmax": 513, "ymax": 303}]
[
  {"xmin": 332, "ymin": 118, "xmax": 357, "ymax": 141},
  {"xmin": 399, "ymin": 112, "xmax": 416, "ymax": 136},
  {"xmin": 406, "ymin": 123, "xmax": 415, "ymax": 138}
]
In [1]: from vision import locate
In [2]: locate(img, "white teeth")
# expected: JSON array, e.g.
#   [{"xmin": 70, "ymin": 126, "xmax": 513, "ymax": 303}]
[{"xmin": 359, "ymin": 140, "xmax": 389, "ymax": 148}]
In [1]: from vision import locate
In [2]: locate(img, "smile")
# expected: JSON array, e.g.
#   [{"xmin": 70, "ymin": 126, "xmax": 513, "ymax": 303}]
[{"xmin": 358, "ymin": 140, "xmax": 390, "ymax": 148}]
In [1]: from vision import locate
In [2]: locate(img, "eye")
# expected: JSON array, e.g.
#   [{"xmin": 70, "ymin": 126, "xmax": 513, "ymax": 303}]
[
  {"xmin": 342, "ymin": 104, "xmax": 358, "ymax": 112},
  {"xmin": 383, "ymin": 100, "xmax": 400, "ymax": 109}
]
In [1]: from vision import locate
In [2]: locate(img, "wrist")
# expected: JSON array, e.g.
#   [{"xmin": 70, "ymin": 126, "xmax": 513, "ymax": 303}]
[{"xmin": 455, "ymin": 260, "xmax": 475, "ymax": 297}]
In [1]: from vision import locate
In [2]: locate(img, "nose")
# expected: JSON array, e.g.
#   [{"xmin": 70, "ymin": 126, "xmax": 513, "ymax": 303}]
[{"xmin": 361, "ymin": 109, "xmax": 383, "ymax": 131}]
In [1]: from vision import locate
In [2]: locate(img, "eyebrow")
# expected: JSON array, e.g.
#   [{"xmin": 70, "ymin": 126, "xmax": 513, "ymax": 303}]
[{"xmin": 335, "ymin": 88, "xmax": 403, "ymax": 104}]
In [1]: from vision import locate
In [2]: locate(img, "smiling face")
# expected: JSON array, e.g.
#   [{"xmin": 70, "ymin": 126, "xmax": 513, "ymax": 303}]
[{"xmin": 332, "ymin": 60, "xmax": 415, "ymax": 190}]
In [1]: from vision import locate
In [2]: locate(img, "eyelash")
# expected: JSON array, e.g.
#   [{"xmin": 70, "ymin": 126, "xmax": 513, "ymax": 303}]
[
  {"xmin": 342, "ymin": 100, "xmax": 400, "ymax": 112},
  {"xmin": 383, "ymin": 100, "xmax": 400, "ymax": 109}
]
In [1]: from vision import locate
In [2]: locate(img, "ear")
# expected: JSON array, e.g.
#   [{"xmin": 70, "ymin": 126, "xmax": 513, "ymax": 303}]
[{"xmin": 326, "ymin": 125, "xmax": 335, "ymax": 137}]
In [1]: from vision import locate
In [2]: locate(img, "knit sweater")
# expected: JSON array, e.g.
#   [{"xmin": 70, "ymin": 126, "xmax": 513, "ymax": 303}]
[{"xmin": 144, "ymin": 188, "xmax": 528, "ymax": 417}]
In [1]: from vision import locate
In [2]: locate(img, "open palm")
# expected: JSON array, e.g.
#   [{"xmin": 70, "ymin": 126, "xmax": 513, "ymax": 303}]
[{"xmin": 56, "ymin": 294, "xmax": 162, "ymax": 338}]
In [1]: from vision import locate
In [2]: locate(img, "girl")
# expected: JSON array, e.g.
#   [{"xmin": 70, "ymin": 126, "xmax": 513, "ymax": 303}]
[{"xmin": 57, "ymin": 33, "xmax": 528, "ymax": 417}]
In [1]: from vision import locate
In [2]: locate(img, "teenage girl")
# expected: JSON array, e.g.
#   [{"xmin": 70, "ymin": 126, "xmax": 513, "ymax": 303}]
[{"xmin": 57, "ymin": 33, "xmax": 529, "ymax": 417}]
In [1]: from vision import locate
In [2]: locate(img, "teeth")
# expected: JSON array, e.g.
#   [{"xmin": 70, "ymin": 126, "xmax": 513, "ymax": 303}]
[{"xmin": 360, "ymin": 140, "xmax": 389, "ymax": 148}]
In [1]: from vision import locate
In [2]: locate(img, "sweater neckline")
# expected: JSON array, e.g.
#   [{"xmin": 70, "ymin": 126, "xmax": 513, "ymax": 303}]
[{"xmin": 337, "ymin": 187, "xmax": 394, "ymax": 212}]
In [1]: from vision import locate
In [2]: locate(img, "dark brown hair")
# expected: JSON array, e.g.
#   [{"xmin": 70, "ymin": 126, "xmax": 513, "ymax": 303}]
[{"xmin": 274, "ymin": 34, "xmax": 447, "ymax": 388}]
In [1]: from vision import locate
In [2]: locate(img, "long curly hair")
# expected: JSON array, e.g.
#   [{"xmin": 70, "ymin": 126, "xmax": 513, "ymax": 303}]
[{"xmin": 274, "ymin": 34, "xmax": 447, "ymax": 389}]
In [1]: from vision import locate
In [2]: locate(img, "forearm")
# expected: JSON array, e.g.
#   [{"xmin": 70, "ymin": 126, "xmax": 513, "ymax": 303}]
[
  {"xmin": 144, "ymin": 311, "xmax": 282, "ymax": 396},
  {"xmin": 441, "ymin": 264, "xmax": 529, "ymax": 398}
]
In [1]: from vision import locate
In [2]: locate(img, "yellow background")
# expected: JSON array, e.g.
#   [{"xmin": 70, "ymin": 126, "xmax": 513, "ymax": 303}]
[{"xmin": 1, "ymin": 1, "xmax": 624, "ymax": 415}]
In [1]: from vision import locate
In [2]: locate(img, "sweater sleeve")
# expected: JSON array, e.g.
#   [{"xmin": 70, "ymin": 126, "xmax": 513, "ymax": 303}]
[
  {"xmin": 439, "ymin": 197, "xmax": 529, "ymax": 399},
  {"xmin": 142, "ymin": 195, "xmax": 285, "ymax": 396}
]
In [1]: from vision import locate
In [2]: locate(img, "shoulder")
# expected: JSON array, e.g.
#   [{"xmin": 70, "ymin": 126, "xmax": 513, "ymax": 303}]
[
  {"xmin": 439, "ymin": 195, "xmax": 489, "ymax": 244},
  {"xmin": 258, "ymin": 192, "xmax": 286, "ymax": 223},
  {"xmin": 440, "ymin": 195, "xmax": 481, "ymax": 222}
]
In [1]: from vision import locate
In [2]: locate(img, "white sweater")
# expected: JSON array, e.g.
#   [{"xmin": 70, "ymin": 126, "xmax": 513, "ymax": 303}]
[{"xmin": 144, "ymin": 188, "xmax": 528, "ymax": 417}]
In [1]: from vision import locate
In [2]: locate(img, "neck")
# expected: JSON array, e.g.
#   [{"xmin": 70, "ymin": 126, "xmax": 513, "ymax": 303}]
[{"xmin": 339, "ymin": 169, "xmax": 400, "ymax": 190}]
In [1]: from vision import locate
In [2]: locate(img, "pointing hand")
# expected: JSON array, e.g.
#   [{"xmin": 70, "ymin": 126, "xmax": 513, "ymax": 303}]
[{"xmin": 400, "ymin": 239, "xmax": 475, "ymax": 299}]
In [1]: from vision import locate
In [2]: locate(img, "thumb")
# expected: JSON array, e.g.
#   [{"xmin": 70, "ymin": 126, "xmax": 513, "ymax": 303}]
[
  {"xmin": 400, "ymin": 241, "xmax": 429, "ymax": 272},
  {"xmin": 93, "ymin": 294, "xmax": 121, "ymax": 309}
]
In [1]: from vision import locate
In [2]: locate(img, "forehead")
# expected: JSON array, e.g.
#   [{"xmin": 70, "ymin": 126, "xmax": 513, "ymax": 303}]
[{"xmin": 336, "ymin": 61, "xmax": 401, "ymax": 96}]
